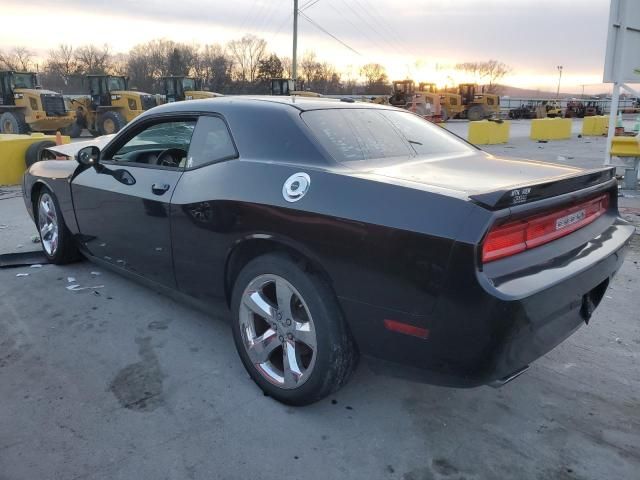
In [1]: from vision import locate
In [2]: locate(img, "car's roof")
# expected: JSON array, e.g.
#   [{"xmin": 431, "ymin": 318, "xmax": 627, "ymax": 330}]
[{"xmin": 147, "ymin": 95, "xmax": 397, "ymax": 115}]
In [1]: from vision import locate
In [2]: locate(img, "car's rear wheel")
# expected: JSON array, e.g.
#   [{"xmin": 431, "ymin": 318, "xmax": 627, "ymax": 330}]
[
  {"xmin": 231, "ymin": 253, "xmax": 357, "ymax": 405},
  {"xmin": 37, "ymin": 188, "xmax": 79, "ymax": 264}
]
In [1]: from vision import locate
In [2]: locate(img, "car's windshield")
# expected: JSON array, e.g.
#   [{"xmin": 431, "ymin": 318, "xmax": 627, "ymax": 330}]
[
  {"xmin": 12, "ymin": 73, "xmax": 37, "ymax": 89},
  {"xmin": 302, "ymin": 108, "xmax": 474, "ymax": 167},
  {"xmin": 182, "ymin": 78, "xmax": 196, "ymax": 91},
  {"xmin": 107, "ymin": 76, "xmax": 126, "ymax": 91}
]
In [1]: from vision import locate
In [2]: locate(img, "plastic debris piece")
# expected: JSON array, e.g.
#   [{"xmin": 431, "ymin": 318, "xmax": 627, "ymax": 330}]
[
  {"xmin": 29, "ymin": 264, "xmax": 42, "ymax": 268},
  {"xmin": 66, "ymin": 284, "xmax": 104, "ymax": 292},
  {"xmin": 67, "ymin": 277, "xmax": 76, "ymax": 283},
  {"xmin": 615, "ymin": 337, "xmax": 622, "ymax": 344},
  {"xmin": 90, "ymin": 271, "xmax": 101, "ymax": 276},
  {"xmin": 31, "ymin": 235, "xmax": 40, "ymax": 243},
  {"xmin": 16, "ymin": 273, "xmax": 29, "ymax": 277}
]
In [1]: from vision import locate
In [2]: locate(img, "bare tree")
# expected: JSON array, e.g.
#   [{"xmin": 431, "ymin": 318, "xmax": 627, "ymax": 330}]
[
  {"xmin": 0, "ymin": 46, "xmax": 35, "ymax": 71},
  {"xmin": 478, "ymin": 60, "xmax": 511, "ymax": 92},
  {"xmin": 75, "ymin": 44, "xmax": 112, "ymax": 74},
  {"xmin": 192, "ymin": 43, "xmax": 232, "ymax": 92},
  {"xmin": 227, "ymin": 35, "xmax": 267, "ymax": 84},
  {"xmin": 45, "ymin": 44, "xmax": 77, "ymax": 76},
  {"xmin": 360, "ymin": 63, "xmax": 388, "ymax": 93},
  {"xmin": 456, "ymin": 60, "xmax": 510, "ymax": 92}
]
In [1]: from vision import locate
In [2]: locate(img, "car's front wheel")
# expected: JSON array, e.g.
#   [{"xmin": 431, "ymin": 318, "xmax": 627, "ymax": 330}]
[
  {"xmin": 37, "ymin": 188, "xmax": 79, "ymax": 264},
  {"xmin": 231, "ymin": 253, "xmax": 358, "ymax": 405}
]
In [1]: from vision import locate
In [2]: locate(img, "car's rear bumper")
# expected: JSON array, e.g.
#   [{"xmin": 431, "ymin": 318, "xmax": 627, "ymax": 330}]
[{"xmin": 344, "ymin": 217, "xmax": 635, "ymax": 387}]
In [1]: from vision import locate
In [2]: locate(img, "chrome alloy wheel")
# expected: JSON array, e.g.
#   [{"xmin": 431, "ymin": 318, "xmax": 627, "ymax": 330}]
[
  {"xmin": 38, "ymin": 193, "xmax": 59, "ymax": 256},
  {"xmin": 239, "ymin": 274, "xmax": 317, "ymax": 389}
]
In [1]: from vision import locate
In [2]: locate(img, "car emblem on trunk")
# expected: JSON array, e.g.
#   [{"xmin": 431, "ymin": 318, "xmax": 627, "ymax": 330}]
[{"xmin": 283, "ymin": 173, "xmax": 310, "ymax": 202}]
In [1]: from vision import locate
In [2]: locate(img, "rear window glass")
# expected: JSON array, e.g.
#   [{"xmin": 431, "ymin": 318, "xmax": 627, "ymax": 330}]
[{"xmin": 302, "ymin": 109, "xmax": 472, "ymax": 166}]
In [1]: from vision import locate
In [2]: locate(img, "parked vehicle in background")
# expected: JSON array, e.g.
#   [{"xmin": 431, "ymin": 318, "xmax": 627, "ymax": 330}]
[
  {"xmin": 457, "ymin": 83, "xmax": 500, "ymax": 121},
  {"xmin": 161, "ymin": 76, "xmax": 222, "ymax": 103},
  {"xmin": 270, "ymin": 78, "xmax": 321, "ymax": 97},
  {"xmin": 391, "ymin": 80, "xmax": 442, "ymax": 122},
  {"xmin": 65, "ymin": 75, "xmax": 157, "ymax": 137},
  {"xmin": 0, "ymin": 70, "xmax": 75, "ymax": 134},
  {"xmin": 508, "ymin": 102, "xmax": 538, "ymax": 119},
  {"xmin": 565, "ymin": 100, "xmax": 586, "ymax": 118},
  {"xmin": 584, "ymin": 100, "xmax": 605, "ymax": 116},
  {"xmin": 417, "ymin": 82, "xmax": 463, "ymax": 121},
  {"xmin": 23, "ymin": 96, "xmax": 634, "ymax": 405},
  {"xmin": 543, "ymin": 100, "xmax": 563, "ymax": 117}
]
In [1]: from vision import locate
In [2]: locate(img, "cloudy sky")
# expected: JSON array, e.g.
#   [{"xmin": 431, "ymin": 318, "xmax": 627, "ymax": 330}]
[{"xmin": 1, "ymin": 0, "xmax": 613, "ymax": 92}]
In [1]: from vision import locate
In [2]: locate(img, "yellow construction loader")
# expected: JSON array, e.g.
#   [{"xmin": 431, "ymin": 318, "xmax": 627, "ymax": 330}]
[
  {"xmin": 390, "ymin": 80, "xmax": 443, "ymax": 122},
  {"xmin": 66, "ymin": 75, "xmax": 157, "ymax": 137},
  {"xmin": 0, "ymin": 70, "xmax": 75, "ymax": 134},
  {"xmin": 417, "ymin": 82, "xmax": 464, "ymax": 121},
  {"xmin": 457, "ymin": 83, "xmax": 500, "ymax": 121},
  {"xmin": 270, "ymin": 78, "xmax": 321, "ymax": 97},
  {"xmin": 161, "ymin": 76, "xmax": 222, "ymax": 102}
]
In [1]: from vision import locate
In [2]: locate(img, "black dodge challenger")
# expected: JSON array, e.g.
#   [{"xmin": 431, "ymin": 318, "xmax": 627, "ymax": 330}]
[{"xmin": 22, "ymin": 96, "xmax": 635, "ymax": 405}]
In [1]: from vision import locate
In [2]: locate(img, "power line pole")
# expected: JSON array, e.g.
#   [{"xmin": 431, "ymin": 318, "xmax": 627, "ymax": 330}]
[{"xmin": 292, "ymin": 0, "xmax": 298, "ymax": 82}]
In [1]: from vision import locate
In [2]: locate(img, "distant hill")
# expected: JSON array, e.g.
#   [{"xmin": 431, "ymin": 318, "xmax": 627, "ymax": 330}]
[{"xmin": 495, "ymin": 84, "xmax": 610, "ymax": 99}]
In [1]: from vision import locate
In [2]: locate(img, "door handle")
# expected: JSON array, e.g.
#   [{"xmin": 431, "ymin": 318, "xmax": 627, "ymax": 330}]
[{"xmin": 151, "ymin": 183, "xmax": 171, "ymax": 195}]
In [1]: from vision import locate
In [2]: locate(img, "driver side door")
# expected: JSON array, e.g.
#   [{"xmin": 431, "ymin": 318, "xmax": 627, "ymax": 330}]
[{"xmin": 71, "ymin": 116, "xmax": 197, "ymax": 287}]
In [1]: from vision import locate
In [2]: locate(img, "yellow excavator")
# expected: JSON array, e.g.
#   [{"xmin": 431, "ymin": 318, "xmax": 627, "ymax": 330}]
[
  {"xmin": 66, "ymin": 75, "xmax": 157, "ymax": 137},
  {"xmin": 161, "ymin": 76, "xmax": 222, "ymax": 103},
  {"xmin": 0, "ymin": 70, "xmax": 75, "ymax": 134}
]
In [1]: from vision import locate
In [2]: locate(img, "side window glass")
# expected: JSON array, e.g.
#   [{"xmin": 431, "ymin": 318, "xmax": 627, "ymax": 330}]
[
  {"xmin": 111, "ymin": 120, "xmax": 196, "ymax": 169},
  {"xmin": 186, "ymin": 116, "xmax": 237, "ymax": 169}
]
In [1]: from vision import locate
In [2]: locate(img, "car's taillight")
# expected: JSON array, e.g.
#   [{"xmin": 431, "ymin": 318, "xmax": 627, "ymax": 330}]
[{"xmin": 482, "ymin": 194, "xmax": 609, "ymax": 263}]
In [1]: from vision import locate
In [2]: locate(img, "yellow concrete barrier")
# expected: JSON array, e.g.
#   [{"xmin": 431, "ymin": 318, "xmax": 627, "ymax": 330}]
[
  {"xmin": 582, "ymin": 115, "xmax": 609, "ymax": 136},
  {"xmin": 0, "ymin": 133, "xmax": 70, "ymax": 185},
  {"xmin": 610, "ymin": 136, "xmax": 640, "ymax": 157},
  {"xmin": 530, "ymin": 117, "xmax": 572, "ymax": 140},
  {"xmin": 467, "ymin": 120, "xmax": 510, "ymax": 145}
]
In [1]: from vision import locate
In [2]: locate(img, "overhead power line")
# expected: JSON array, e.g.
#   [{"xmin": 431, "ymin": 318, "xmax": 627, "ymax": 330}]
[
  {"xmin": 301, "ymin": 0, "xmax": 321, "ymax": 10},
  {"xmin": 297, "ymin": 9, "xmax": 362, "ymax": 56}
]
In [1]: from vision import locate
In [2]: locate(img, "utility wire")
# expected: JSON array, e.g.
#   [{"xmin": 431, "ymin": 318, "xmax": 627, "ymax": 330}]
[
  {"xmin": 322, "ymin": 0, "xmax": 393, "ymax": 58},
  {"xmin": 298, "ymin": 10, "xmax": 362, "ymax": 56},
  {"xmin": 337, "ymin": 0, "xmax": 404, "ymax": 56},
  {"xmin": 354, "ymin": 0, "xmax": 407, "ymax": 53},
  {"xmin": 301, "ymin": 0, "xmax": 321, "ymax": 11}
]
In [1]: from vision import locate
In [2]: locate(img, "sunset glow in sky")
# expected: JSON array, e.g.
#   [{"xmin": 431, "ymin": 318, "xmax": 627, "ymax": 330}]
[{"xmin": 0, "ymin": 0, "xmax": 612, "ymax": 93}]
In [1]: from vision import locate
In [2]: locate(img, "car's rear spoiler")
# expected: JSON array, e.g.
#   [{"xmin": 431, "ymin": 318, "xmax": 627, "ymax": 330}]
[{"xmin": 469, "ymin": 167, "xmax": 616, "ymax": 210}]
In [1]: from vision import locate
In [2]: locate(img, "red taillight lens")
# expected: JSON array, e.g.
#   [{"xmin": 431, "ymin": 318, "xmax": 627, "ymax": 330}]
[{"xmin": 482, "ymin": 194, "xmax": 609, "ymax": 263}]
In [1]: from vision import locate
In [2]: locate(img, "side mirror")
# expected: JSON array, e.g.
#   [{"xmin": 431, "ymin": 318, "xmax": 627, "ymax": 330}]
[{"xmin": 77, "ymin": 146, "xmax": 100, "ymax": 167}]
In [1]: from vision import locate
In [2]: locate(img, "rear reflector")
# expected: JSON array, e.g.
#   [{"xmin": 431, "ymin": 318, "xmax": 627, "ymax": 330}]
[
  {"xmin": 482, "ymin": 194, "xmax": 609, "ymax": 263},
  {"xmin": 383, "ymin": 319, "xmax": 430, "ymax": 339}
]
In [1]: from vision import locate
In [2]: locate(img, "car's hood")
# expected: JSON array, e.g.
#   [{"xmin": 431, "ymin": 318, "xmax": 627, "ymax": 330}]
[{"xmin": 45, "ymin": 135, "xmax": 116, "ymax": 158}]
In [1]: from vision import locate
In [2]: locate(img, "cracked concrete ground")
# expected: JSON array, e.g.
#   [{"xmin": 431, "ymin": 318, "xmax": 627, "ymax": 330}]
[{"xmin": 1, "ymin": 121, "xmax": 639, "ymax": 480}]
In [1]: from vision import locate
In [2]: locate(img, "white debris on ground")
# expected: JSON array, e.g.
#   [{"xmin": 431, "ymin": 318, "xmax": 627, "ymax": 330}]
[{"xmin": 66, "ymin": 284, "xmax": 105, "ymax": 292}]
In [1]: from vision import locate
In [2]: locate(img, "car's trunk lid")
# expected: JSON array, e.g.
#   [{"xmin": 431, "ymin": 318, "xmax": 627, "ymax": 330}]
[{"xmin": 366, "ymin": 152, "xmax": 615, "ymax": 209}]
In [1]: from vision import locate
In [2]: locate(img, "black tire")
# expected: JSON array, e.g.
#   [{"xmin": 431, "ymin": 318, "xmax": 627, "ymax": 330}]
[
  {"xmin": 0, "ymin": 111, "xmax": 29, "ymax": 134},
  {"xmin": 98, "ymin": 111, "xmax": 126, "ymax": 135},
  {"xmin": 35, "ymin": 187, "xmax": 80, "ymax": 264},
  {"xmin": 25, "ymin": 140, "xmax": 57, "ymax": 168},
  {"xmin": 63, "ymin": 122, "xmax": 83, "ymax": 138},
  {"xmin": 231, "ymin": 253, "xmax": 358, "ymax": 406},
  {"xmin": 440, "ymin": 107, "xmax": 449, "ymax": 122},
  {"xmin": 467, "ymin": 105, "xmax": 485, "ymax": 122}
]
